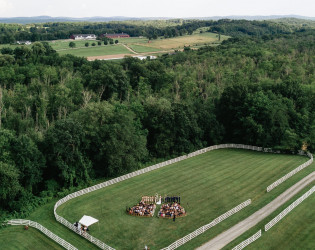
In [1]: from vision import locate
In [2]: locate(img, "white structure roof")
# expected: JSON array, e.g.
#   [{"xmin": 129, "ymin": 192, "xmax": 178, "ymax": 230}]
[{"xmin": 79, "ymin": 215, "xmax": 99, "ymax": 226}]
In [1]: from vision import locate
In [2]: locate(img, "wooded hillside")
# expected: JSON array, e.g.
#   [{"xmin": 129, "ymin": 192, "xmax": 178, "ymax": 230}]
[{"xmin": 0, "ymin": 22, "xmax": 314, "ymax": 218}]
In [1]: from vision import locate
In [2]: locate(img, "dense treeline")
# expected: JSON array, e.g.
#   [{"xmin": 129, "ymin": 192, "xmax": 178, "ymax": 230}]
[
  {"xmin": 0, "ymin": 18, "xmax": 306, "ymax": 44},
  {"xmin": 0, "ymin": 26, "xmax": 314, "ymax": 217},
  {"xmin": 208, "ymin": 19, "xmax": 294, "ymax": 36}
]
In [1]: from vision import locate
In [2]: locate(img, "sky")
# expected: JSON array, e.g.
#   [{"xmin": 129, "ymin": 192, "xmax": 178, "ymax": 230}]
[{"xmin": 0, "ymin": 0, "xmax": 314, "ymax": 18}]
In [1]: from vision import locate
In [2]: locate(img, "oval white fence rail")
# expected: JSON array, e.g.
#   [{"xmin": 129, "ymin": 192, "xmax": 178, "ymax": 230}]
[
  {"xmin": 53, "ymin": 144, "xmax": 312, "ymax": 249},
  {"xmin": 265, "ymin": 185, "xmax": 315, "ymax": 231},
  {"xmin": 7, "ymin": 219, "xmax": 77, "ymax": 250},
  {"xmin": 232, "ymin": 229, "xmax": 262, "ymax": 250},
  {"xmin": 267, "ymin": 151, "xmax": 313, "ymax": 192}
]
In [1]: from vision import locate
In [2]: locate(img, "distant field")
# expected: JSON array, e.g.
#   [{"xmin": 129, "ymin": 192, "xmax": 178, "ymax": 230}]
[
  {"xmin": 224, "ymin": 181, "xmax": 315, "ymax": 250},
  {"xmin": 57, "ymin": 149, "xmax": 311, "ymax": 250},
  {"xmin": 128, "ymin": 44, "xmax": 162, "ymax": 53},
  {"xmin": 57, "ymin": 44, "xmax": 132, "ymax": 57},
  {"xmin": 0, "ymin": 226, "xmax": 62, "ymax": 250},
  {"xmin": 131, "ymin": 32, "xmax": 228, "ymax": 51},
  {"xmin": 118, "ymin": 37, "xmax": 148, "ymax": 44},
  {"xmin": 0, "ymin": 31, "xmax": 229, "ymax": 58},
  {"xmin": 49, "ymin": 39, "xmax": 98, "ymax": 50}
]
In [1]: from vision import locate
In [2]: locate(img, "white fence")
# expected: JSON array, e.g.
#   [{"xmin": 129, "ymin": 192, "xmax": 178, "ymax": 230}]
[
  {"xmin": 7, "ymin": 219, "xmax": 77, "ymax": 250},
  {"xmin": 53, "ymin": 144, "xmax": 312, "ymax": 249},
  {"xmin": 160, "ymin": 199, "xmax": 251, "ymax": 250},
  {"xmin": 267, "ymin": 152, "xmax": 313, "ymax": 192},
  {"xmin": 232, "ymin": 230, "xmax": 262, "ymax": 250},
  {"xmin": 265, "ymin": 185, "xmax": 315, "ymax": 231}
]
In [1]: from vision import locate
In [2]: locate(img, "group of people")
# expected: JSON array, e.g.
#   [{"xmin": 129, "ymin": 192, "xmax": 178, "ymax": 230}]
[
  {"xmin": 73, "ymin": 221, "xmax": 89, "ymax": 234},
  {"xmin": 158, "ymin": 202, "xmax": 185, "ymax": 218},
  {"xmin": 128, "ymin": 201, "xmax": 156, "ymax": 217},
  {"xmin": 163, "ymin": 195, "xmax": 181, "ymax": 203}
]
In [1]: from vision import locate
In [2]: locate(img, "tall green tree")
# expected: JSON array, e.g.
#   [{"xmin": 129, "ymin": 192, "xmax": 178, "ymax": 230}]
[
  {"xmin": 0, "ymin": 162, "xmax": 21, "ymax": 206},
  {"xmin": 44, "ymin": 118, "xmax": 92, "ymax": 187},
  {"xmin": 72, "ymin": 102, "xmax": 148, "ymax": 176}
]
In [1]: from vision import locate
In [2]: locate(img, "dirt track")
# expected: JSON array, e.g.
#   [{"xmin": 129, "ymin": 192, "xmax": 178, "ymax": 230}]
[{"xmin": 196, "ymin": 171, "xmax": 315, "ymax": 250}]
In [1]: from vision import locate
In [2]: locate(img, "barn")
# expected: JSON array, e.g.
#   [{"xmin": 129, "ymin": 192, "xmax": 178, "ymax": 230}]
[{"xmin": 70, "ymin": 34, "xmax": 97, "ymax": 40}]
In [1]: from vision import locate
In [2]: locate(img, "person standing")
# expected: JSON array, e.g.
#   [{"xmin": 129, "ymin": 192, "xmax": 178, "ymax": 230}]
[{"xmin": 173, "ymin": 214, "xmax": 176, "ymax": 222}]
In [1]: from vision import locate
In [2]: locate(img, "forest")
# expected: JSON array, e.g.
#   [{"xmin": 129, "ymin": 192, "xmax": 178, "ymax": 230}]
[
  {"xmin": 0, "ymin": 18, "xmax": 305, "ymax": 43},
  {"xmin": 0, "ymin": 21, "xmax": 314, "ymax": 220}
]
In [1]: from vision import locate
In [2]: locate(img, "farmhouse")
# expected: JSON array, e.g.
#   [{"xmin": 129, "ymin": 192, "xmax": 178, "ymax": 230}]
[
  {"xmin": 17, "ymin": 41, "xmax": 32, "ymax": 45},
  {"xmin": 103, "ymin": 33, "xmax": 130, "ymax": 38},
  {"xmin": 70, "ymin": 34, "xmax": 97, "ymax": 40}
]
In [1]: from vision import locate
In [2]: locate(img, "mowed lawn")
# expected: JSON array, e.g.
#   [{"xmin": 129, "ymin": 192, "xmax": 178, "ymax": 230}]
[
  {"xmin": 128, "ymin": 44, "xmax": 162, "ymax": 53},
  {"xmin": 57, "ymin": 45, "xmax": 132, "ymax": 57},
  {"xmin": 224, "ymin": 181, "xmax": 315, "ymax": 250},
  {"xmin": 49, "ymin": 40, "xmax": 97, "ymax": 50},
  {"xmin": 57, "ymin": 149, "xmax": 312, "ymax": 250},
  {"xmin": 0, "ymin": 226, "xmax": 62, "ymax": 250}
]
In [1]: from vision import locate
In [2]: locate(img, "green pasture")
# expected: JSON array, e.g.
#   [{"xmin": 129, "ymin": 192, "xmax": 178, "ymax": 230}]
[
  {"xmin": 0, "ymin": 32, "xmax": 228, "ymax": 58},
  {"xmin": 118, "ymin": 37, "xmax": 148, "ymax": 44},
  {"xmin": 57, "ymin": 45, "xmax": 131, "ymax": 57},
  {"xmin": 56, "ymin": 149, "xmax": 312, "ymax": 250},
  {"xmin": 128, "ymin": 32, "xmax": 229, "ymax": 51},
  {"xmin": 49, "ymin": 40, "xmax": 99, "ymax": 50},
  {"xmin": 0, "ymin": 226, "xmax": 62, "ymax": 250},
  {"xmin": 224, "ymin": 181, "xmax": 315, "ymax": 250},
  {"xmin": 128, "ymin": 44, "xmax": 162, "ymax": 53}
]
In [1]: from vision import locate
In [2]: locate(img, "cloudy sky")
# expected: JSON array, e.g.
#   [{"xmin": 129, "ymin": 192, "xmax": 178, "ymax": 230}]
[{"xmin": 0, "ymin": 0, "xmax": 314, "ymax": 18}]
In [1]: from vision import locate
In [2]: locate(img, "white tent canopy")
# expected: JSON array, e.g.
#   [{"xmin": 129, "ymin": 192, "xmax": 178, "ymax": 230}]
[{"xmin": 79, "ymin": 215, "xmax": 99, "ymax": 227}]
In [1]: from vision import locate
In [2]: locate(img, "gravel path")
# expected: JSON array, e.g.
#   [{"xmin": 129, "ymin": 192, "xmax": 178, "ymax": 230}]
[
  {"xmin": 196, "ymin": 171, "xmax": 315, "ymax": 250},
  {"xmin": 121, "ymin": 43, "xmax": 138, "ymax": 54}
]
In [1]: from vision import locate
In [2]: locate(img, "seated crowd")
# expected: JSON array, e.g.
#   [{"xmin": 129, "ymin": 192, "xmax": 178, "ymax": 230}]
[
  {"xmin": 158, "ymin": 202, "xmax": 186, "ymax": 218},
  {"xmin": 128, "ymin": 201, "xmax": 156, "ymax": 217}
]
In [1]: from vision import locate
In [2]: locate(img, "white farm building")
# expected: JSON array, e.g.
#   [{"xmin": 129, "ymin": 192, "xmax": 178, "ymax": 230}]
[{"xmin": 70, "ymin": 34, "xmax": 97, "ymax": 40}]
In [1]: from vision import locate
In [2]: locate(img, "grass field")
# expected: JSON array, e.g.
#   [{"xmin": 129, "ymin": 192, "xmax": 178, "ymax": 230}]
[
  {"xmin": 120, "ymin": 32, "xmax": 228, "ymax": 52},
  {"xmin": 224, "ymin": 181, "xmax": 315, "ymax": 250},
  {"xmin": 49, "ymin": 40, "xmax": 98, "ymax": 50},
  {"xmin": 0, "ymin": 226, "xmax": 62, "ymax": 250},
  {"xmin": 128, "ymin": 44, "xmax": 162, "ymax": 53},
  {"xmin": 57, "ymin": 45, "xmax": 132, "ymax": 57},
  {"xmin": 118, "ymin": 37, "xmax": 148, "ymax": 44},
  {"xmin": 56, "ymin": 148, "xmax": 312, "ymax": 249}
]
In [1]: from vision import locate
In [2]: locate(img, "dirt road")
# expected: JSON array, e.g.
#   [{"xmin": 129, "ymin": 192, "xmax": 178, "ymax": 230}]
[
  {"xmin": 121, "ymin": 43, "xmax": 138, "ymax": 54},
  {"xmin": 197, "ymin": 171, "xmax": 315, "ymax": 250}
]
